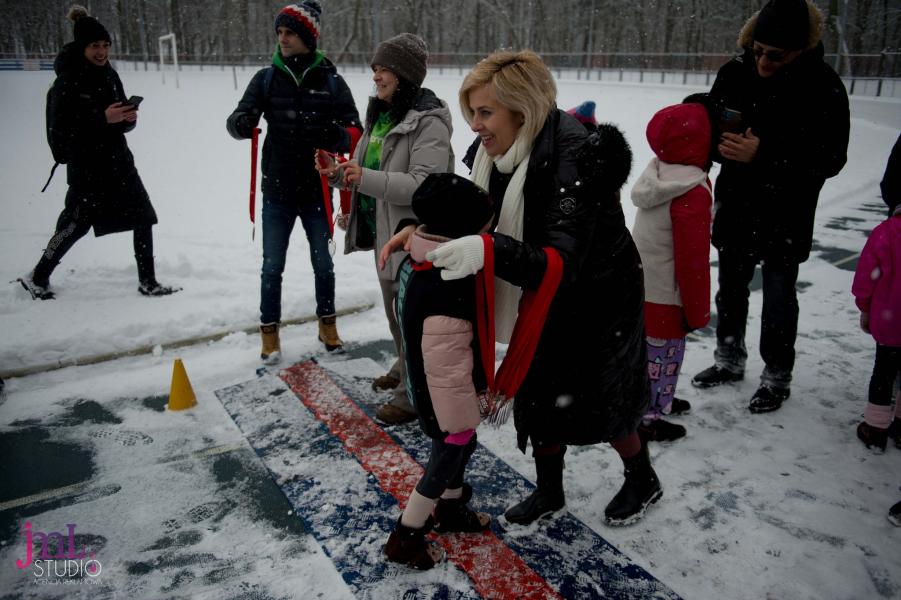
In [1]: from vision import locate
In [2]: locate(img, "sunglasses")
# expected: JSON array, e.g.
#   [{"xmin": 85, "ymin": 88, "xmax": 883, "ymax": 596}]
[{"xmin": 751, "ymin": 45, "xmax": 788, "ymax": 63}]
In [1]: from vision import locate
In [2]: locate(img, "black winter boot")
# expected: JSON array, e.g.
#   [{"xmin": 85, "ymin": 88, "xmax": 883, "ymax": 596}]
[
  {"xmin": 691, "ymin": 365, "xmax": 743, "ymax": 388},
  {"xmin": 504, "ymin": 448, "xmax": 566, "ymax": 525},
  {"xmin": 604, "ymin": 443, "xmax": 662, "ymax": 526},
  {"xmin": 748, "ymin": 385, "xmax": 790, "ymax": 413},
  {"xmin": 18, "ymin": 254, "xmax": 59, "ymax": 300},
  {"xmin": 32, "ymin": 254, "xmax": 57, "ymax": 288},
  {"xmin": 384, "ymin": 516, "xmax": 444, "ymax": 570},
  {"xmin": 433, "ymin": 483, "xmax": 490, "ymax": 533},
  {"xmin": 136, "ymin": 255, "xmax": 180, "ymax": 296}
]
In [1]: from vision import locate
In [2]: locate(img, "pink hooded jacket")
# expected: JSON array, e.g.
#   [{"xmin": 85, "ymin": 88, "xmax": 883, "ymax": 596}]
[{"xmin": 852, "ymin": 212, "xmax": 901, "ymax": 346}]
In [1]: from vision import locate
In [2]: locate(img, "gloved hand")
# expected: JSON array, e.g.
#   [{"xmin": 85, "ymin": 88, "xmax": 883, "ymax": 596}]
[
  {"xmin": 426, "ymin": 235, "xmax": 485, "ymax": 281},
  {"xmin": 228, "ymin": 113, "xmax": 257, "ymax": 139}
]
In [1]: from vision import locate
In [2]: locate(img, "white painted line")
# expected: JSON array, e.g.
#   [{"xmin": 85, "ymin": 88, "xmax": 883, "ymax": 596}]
[{"xmin": 0, "ymin": 482, "xmax": 89, "ymax": 512}]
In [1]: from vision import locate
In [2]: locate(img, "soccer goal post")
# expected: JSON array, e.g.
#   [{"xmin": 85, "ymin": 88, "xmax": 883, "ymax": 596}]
[{"xmin": 159, "ymin": 33, "xmax": 179, "ymax": 89}]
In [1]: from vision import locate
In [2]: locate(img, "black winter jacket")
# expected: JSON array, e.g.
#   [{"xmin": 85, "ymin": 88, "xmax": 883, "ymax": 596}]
[
  {"xmin": 47, "ymin": 43, "xmax": 157, "ymax": 236},
  {"xmin": 709, "ymin": 43, "xmax": 849, "ymax": 263},
  {"xmin": 227, "ymin": 50, "xmax": 361, "ymax": 198},
  {"xmin": 465, "ymin": 110, "xmax": 647, "ymax": 451}
]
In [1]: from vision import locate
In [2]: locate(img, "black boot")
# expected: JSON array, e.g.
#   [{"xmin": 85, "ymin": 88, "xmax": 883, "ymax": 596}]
[
  {"xmin": 504, "ymin": 448, "xmax": 566, "ymax": 525},
  {"xmin": 604, "ymin": 443, "xmax": 662, "ymax": 526},
  {"xmin": 433, "ymin": 483, "xmax": 490, "ymax": 533},
  {"xmin": 18, "ymin": 254, "xmax": 58, "ymax": 300},
  {"xmin": 136, "ymin": 255, "xmax": 180, "ymax": 296},
  {"xmin": 637, "ymin": 419, "xmax": 686, "ymax": 443},
  {"xmin": 887, "ymin": 418, "xmax": 901, "ymax": 449},
  {"xmin": 748, "ymin": 385, "xmax": 789, "ymax": 414},
  {"xmin": 32, "ymin": 254, "xmax": 57, "ymax": 288},
  {"xmin": 384, "ymin": 516, "xmax": 444, "ymax": 570}
]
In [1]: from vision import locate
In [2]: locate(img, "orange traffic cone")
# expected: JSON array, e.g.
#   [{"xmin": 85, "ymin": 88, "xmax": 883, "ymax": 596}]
[{"xmin": 167, "ymin": 358, "xmax": 197, "ymax": 410}]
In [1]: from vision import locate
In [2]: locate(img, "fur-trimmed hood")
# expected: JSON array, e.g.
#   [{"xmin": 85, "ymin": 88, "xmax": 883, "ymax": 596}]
[
  {"xmin": 737, "ymin": 0, "xmax": 824, "ymax": 51},
  {"xmin": 576, "ymin": 122, "xmax": 633, "ymax": 196}
]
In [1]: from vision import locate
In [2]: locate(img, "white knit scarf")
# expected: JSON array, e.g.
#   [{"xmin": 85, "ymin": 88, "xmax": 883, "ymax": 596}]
[{"xmin": 471, "ymin": 132, "xmax": 533, "ymax": 343}]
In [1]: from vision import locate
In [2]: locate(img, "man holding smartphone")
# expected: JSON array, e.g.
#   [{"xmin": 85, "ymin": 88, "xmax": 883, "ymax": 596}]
[
  {"xmin": 691, "ymin": 0, "xmax": 849, "ymax": 413},
  {"xmin": 20, "ymin": 6, "xmax": 177, "ymax": 300}
]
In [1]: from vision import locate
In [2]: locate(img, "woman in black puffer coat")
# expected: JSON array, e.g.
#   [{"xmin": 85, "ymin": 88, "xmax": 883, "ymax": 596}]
[
  {"xmin": 382, "ymin": 51, "xmax": 658, "ymax": 527},
  {"xmin": 20, "ymin": 6, "xmax": 175, "ymax": 300}
]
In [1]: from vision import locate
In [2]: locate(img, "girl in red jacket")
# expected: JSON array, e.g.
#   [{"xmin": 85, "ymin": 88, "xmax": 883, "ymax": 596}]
[{"xmin": 630, "ymin": 102, "xmax": 714, "ymax": 442}]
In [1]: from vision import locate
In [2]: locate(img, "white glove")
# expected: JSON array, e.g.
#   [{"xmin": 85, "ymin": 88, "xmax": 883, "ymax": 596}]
[{"xmin": 426, "ymin": 235, "xmax": 485, "ymax": 281}]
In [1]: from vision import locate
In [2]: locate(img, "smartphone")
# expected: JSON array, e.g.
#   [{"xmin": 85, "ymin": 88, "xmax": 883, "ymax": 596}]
[
  {"xmin": 125, "ymin": 95, "xmax": 144, "ymax": 109},
  {"xmin": 718, "ymin": 108, "xmax": 743, "ymax": 134}
]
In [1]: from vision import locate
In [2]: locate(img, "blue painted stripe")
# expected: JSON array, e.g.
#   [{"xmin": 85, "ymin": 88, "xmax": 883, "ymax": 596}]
[
  {"xmin": 324, "ymin": 365, "xmax": 680, "ymax": 600},
  {"xmin": 215, "ymin": 373, "xmax": 482, "ymax": 599}
]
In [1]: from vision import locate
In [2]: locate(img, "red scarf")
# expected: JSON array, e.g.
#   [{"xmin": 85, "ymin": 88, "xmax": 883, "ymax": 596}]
[{"xmin": 474, "ymin": 234, "xmax": 563, "ymax": 423}]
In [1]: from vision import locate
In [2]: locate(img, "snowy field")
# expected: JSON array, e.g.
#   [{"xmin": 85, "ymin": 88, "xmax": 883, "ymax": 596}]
[{"xmin": 0, "ymin": 64, "xmax": 899, "ymax": 599}]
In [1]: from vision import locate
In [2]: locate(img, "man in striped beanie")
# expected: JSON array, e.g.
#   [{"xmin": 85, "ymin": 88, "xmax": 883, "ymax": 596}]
[
  {"xmin": 274, "ymin": 1, "xmax": 322, "ymax": 52},
  {"xmin": 227, "ymin": 0, "xmax": 363, "ymax": 360}
]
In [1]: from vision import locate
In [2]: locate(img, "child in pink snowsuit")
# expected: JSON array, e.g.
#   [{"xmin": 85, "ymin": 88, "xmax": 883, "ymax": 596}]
[
  {"xmin": 630, "ymin": 102, "xmax": 713, "ymax": 442},
  {"xmin": 852, "ymin": 175, "xmax": 901, "ymax": 452}
]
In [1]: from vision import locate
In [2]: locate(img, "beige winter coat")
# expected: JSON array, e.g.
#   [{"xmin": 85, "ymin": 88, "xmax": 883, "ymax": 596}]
[{"xmin": 342, "ymin": 90, "xmax": 454, "ymax": 280}]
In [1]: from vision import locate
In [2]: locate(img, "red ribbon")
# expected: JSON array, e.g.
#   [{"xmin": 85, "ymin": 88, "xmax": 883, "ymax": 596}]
[
  {"xmin": 475, "ymin": 234, "xmax": 563, "ymax": 403},
  {"xmin": 249, "ymin": 128, "xmax": 261, "ymax": 237}
]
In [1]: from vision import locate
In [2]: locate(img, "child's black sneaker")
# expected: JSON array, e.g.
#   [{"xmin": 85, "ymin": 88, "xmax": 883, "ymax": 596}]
[
  {"xmin": 637, "ymin": 419, "xmax": 686, "ymax": 443},
  {"xmin": 857, "ymin": 421, "xmax": 888, "ymax": 452},
  {"xmin": 669, "ymin": 397, "xmax": 691, "ymax": 415},
  {"xmin": 691, "ymin": 365, "xmax": 743, "ymax": 388},
  {"xmin": 748, "ymin": 385, "xmax": 789, "ymax": 413}
]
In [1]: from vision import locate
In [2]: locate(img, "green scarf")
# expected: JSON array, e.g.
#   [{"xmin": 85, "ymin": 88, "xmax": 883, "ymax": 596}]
[{"xmin": 358, "ymin": 112, "xmax": 395, "ymax": 240}]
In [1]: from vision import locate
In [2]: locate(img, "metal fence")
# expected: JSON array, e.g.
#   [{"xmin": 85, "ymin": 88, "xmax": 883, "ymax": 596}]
[{"xmin": 4, "ymin": 51, "xmax": 899, "ymax": 98}]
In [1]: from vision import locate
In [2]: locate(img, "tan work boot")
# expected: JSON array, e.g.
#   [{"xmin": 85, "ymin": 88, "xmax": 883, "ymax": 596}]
[
  {"xmin": 318, "ymin": 314, "xmax": 344, "ymax": 352},
  {"xmin": 260, "ymin": 322, "xmax": 281, "ymax": 364}
]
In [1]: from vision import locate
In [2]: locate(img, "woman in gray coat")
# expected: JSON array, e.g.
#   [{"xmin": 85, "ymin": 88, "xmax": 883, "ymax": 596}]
[{"xmin": 317, "ymin": 33, "xmax": 454, "ymax": 424}]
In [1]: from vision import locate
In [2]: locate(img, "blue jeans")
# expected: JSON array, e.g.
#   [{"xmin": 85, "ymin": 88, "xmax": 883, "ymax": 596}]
[
  {"xmin": 713, "ymin": 249, "xmax": 799, "ymax": 389},
  {"xmin": 260, "ymin": 193, "xmax": 334, "ymax": 324}
]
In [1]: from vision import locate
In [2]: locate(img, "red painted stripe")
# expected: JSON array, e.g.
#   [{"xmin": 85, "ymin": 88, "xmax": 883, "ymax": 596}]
[{"xmin": 280, "ymin": 361, "xmax": 562, "ymax": 600}]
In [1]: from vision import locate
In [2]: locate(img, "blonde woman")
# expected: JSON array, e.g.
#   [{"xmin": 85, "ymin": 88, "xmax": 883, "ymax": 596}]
[{"xmin": 382, "ymin": 50, "xmax": 659, "ymax": 526}]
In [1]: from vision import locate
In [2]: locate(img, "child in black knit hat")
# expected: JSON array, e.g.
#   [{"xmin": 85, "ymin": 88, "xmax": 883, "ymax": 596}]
[{"xmin": 384, "ymin": 173, "xmax": 495, "ymax": 570}]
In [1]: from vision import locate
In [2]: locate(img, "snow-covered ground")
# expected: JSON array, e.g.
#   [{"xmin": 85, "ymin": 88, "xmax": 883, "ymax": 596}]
[{"xmin": 0, "ymin": 64, "xmax": 899, "ymax": 599}]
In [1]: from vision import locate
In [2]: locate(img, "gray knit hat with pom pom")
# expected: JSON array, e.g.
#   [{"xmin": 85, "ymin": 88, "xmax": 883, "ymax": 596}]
[{"xmin": 371, "ymin": 33, "xmax": 429, "ymax": 87}]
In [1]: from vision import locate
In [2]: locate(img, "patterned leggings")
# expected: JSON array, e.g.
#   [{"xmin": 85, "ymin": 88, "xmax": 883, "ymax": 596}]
[{"xmin": 644, "ymin": 337, "xmax": 686, "ymax": 422}]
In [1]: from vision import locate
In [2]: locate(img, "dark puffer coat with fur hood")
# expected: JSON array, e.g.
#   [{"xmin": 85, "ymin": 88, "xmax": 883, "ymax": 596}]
[{"xmin": 464, "ymin": 109, "xmax": 646, "ymax": 452}]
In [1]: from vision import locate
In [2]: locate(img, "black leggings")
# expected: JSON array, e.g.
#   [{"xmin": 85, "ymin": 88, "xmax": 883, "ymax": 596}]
[
  {"xmin": 42, "ymin": 202, "xmax": 153, "ymax": 263},
  {"xmin": 869, "ymin": 343, "xmax": 901, "ymax": 406},
  {"xmin": 415, "ymin": 434, "xmax": 478, "ymax": 500}
]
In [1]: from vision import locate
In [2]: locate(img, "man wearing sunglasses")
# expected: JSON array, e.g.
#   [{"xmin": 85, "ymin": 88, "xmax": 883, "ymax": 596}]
[{"xmin": 691, "ymin": 0, "xmax": 849, "ymax": 413}]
